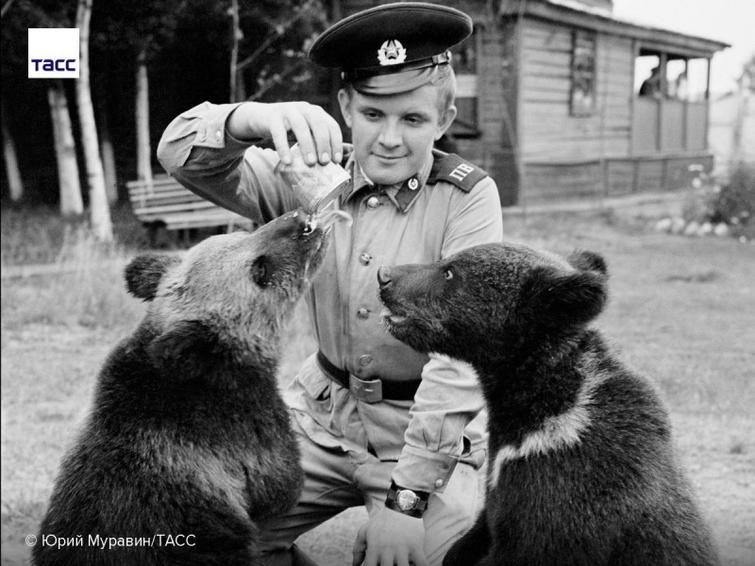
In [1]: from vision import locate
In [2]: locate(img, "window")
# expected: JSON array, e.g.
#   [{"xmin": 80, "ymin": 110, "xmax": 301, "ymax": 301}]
[
  {"xmin": 450, "ymin": 27, "xmax": 480, "ymax": 137},
  {"xmin": 631, "ymin": 48, "xmax": 711, "ymax": 153},
  {"xmin": 635, "ymin": 53, "xmax": 662, "ymax": 98},
  {"xmin": 570, "ymin": 30, "xmax": 596, "ymax": 116},
  {"xmin": 634, "ymin": 50, "xmax": 709, "ymax": 102}
]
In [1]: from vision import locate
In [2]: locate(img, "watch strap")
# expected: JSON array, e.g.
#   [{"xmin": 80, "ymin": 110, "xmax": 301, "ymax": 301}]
[{"xmin": 385, "ymin": 481, "xmax": 430, "ymax": 518}]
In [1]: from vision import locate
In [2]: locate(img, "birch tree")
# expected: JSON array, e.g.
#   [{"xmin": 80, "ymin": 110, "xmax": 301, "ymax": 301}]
[
  {"xmin": 135, "ymin": 46, "xmax": 152, "ymax": 189},
  {"xmin": 0, "ymin": 5, "xmax": 22, "ymax": 201},
  {"xmin": 48, "ymin": 82, "xmax": 84, "ymax": 215},
  {"xmin": 76, "ymin": 0, "xmax": 112, "ymax": 241},
  {"xmin": 97, "ymin": 101, "xmax": 118, "ymax": 203},
  {"xmin": 1, "ymin": 97, "xmax": 24, "ymax": 202}
]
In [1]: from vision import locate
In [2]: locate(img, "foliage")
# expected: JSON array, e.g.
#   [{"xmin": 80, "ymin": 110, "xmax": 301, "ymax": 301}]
[
  {"xmin": 708, "ymin": 163, "xmax": 755, "ymax": 236},
  {"xmin": 91, "ymin": 1, "xmax": 184, "ymax": 61},
  {"xmin": 681, "ymin": 163, "xmax": 755, "ymax": 239},
  {"xmin": 235, "ymin": 0, "xmax": 330, "ymax": 101},
  {"xmin": 1, "ymin": 203, "xmax": 146, "ymax": 265}
]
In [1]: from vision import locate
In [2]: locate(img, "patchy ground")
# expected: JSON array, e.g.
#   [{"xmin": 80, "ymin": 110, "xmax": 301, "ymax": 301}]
[{"xmin": 2, "ymin": 207, "xmax": 753, "ymax": 565}]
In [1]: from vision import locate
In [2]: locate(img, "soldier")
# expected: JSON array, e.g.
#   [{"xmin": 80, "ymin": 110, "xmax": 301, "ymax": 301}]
[{"xmin": 157, "ymin": 3, "xmax": 503, "ymax": 565}]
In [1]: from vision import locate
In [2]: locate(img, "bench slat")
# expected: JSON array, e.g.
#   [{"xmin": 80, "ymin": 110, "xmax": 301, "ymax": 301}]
[
  {"xmin": 135, "ymin": 208, "xmax": 248, "ymax": 220},
  {"xmin": 132, "ymin": 200, "xmax": 220, "ymax": 214},
  {"xmin": 127, "ymin": 175, "xmax": 253, "ymax": 232},
  {"xmin": 129, "ymin": 189, "xmax": 206, "ymax": 200},
  {"xmin": 126, "ymin": 175, "xmax": 180, "ymax": 187}
]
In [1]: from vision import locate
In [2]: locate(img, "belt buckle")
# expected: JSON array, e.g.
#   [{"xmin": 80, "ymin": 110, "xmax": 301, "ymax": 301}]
[{"xmin": 349, "ymin": 375, "xmax": 383, "ymax": 403}]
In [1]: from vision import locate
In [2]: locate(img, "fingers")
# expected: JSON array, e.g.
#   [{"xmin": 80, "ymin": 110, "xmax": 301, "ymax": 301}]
[
  {"xmin": 286, "ymin": 108, "xmax": 319, "ymax": 165},
  {"xmin": 268, "ymin": 118, "xmax": 292, "ymax": 165},
  {"xmin": 410, "ymin": 550, "xmax": 428, "ymax": 566},
  {"xmin": 378, "ymin": 549, "xmax": 395, "ymax": 566},
  {"xmin": 353, "ymin": 547, "xmax": 366, "ymax": 566},
  {"xmin": 394, "ymin": 550, "xmax": 413, "ymax": 566},
  {"xmin": 312, "ymin": 105, "xmax": 343, "ymax": 164},
  {"xmin": 353, "ymin": 525, "xmax": 368, "ymax": 566},
  {"xmin": 269, "ymin": 102, "xmax": 342, "ymax": 166}
]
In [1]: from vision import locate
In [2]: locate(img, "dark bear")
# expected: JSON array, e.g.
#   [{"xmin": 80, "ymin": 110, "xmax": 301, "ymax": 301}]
[
  {"xmin": 377, "ymin": 242, "xmax": 718, "ymax": 566},
  {"xmin": 33, "ymin": 209, "xmax": 348, "ymax": 566}
]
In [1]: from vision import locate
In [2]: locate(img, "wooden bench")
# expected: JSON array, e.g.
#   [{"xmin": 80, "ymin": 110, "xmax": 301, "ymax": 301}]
[{"xmin": 127, "ymin": 174, "xmax": 254, "ymax": 244}]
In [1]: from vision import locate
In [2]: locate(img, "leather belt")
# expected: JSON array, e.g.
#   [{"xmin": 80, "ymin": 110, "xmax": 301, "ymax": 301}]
[{"xmin": 316, "ymin": 351, "xmax": 420, "ymax": 403}]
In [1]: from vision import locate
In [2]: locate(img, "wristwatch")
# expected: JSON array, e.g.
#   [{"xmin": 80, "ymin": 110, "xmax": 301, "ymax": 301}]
[{"xmin": 385, "ymin": 481, "xmax": 429, "ymax": 518}]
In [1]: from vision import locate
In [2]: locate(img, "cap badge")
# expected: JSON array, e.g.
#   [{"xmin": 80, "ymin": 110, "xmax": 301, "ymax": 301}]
[{"xmin": 377, "ymin": 39, "xmax": 407, "ymax": 66}]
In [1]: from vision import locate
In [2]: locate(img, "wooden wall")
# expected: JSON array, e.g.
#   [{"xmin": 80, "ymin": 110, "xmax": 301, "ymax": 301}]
[
  {"xmin": 518, "ymin": 18, "xmax": 633, "ymax": 163},
  {"xmin": 512, "ymin": 18, "xmax": 725, "ymax": 203}
]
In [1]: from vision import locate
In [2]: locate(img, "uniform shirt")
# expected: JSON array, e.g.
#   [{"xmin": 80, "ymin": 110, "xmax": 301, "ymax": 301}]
[{"xmin": 157, "ymin": 101, "xmax": 504, "ymax": 494}]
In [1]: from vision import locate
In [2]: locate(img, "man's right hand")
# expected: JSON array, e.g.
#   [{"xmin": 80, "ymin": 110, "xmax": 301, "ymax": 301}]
[{"xmin": 227, "ymin": 101, "xmax": 343, "ymax": 167}]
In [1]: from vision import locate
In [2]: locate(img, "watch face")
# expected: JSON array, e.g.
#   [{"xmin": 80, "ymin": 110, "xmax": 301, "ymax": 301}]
[{"xmin": 396, "ymin": 489, "xmax": 419, "ymax": 511}]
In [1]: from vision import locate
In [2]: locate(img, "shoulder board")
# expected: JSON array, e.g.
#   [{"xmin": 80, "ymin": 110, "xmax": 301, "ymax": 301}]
[{"xmin": 427, "ymin": 151, "xmax": 489, "ymax": 193}]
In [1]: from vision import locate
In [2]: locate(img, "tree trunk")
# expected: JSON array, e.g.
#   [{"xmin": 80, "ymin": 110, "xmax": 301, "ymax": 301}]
[
  {"xmin": 47, "ymin": 82, "xmax": 84, "ymax": 216},
  {"xmin": 98, "ymin": 101, "xmax": 118, "ymax": 204},
  {"xmin": 1, "ymin": 97, "xmax": 24, "ymax": 202},
  {"xmin": 229, "ymin": 0, "xmax": 241, "ymax": 102},
  {"xmin": 135, "ymin": 46, "xmax": 153, "ymax": 189},
  {"xmin": 76, "ymin": 0, "xmax": 113, "ymax": 241},
  {"xmin": 731, "ymin": 77, "xmax": 747, "ymax": 166}
]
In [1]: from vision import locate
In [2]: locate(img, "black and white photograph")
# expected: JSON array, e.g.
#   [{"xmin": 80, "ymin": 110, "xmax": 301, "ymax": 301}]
[{"xmin": 2, "ymin": 0, "xmax": 753, "ymax": 565}]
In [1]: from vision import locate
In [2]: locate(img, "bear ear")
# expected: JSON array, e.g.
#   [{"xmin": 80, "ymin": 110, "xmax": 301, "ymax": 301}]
[
  {"xmin": 567, "ymin": 250, "xmax": 607, "ymax": 276},
  {"xmin": 521, "ymin": 265, "xmax": 607, "ymax": 328},
  {"xmin": 124, "ymin": 254, "xmax": 181, "ymax": 301},
  {"xmin": 147, "ymin": 320, "xmax": 226, "ymax": 376}
]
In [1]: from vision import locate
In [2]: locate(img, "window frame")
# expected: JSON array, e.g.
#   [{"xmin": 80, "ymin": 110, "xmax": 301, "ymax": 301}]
[{"xmin": 569, "ymin": 28, "xmax": 597, "ymax": 117}]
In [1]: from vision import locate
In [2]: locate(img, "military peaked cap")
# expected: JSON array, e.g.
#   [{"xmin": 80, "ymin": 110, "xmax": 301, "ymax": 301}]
[{"xmin": 309, "ymin": 2, "xmax": 472, "ymax": 95}]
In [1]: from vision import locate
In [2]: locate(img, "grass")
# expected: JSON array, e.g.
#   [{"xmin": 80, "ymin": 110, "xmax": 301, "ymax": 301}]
[{"xmin": 2, "ymin": 201, "xmax": 754, "ymax": 565}]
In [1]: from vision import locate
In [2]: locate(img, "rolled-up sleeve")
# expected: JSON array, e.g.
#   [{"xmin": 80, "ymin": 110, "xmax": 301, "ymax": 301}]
[
  {"xmin": 391, "ymin": 177, "xmax": 503, "ymax": 494},
  {"xmin": 156, "ymin": 101, "xmax": 298, "ymax": 225},
  {"xmin": 392, "ymin": 355, "xmax": 485, "ymax": 492}
]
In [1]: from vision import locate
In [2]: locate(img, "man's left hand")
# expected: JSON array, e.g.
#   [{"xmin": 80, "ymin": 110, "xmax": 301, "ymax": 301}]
[{"xmin": 352, "ymin": 506, "xmax": 427, "ymax": 566}]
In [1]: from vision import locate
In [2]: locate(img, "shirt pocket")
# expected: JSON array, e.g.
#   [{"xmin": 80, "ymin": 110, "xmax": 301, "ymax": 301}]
[{"xmin": 296, "ymin": 355, "xmax": 334, "ymax": 413}]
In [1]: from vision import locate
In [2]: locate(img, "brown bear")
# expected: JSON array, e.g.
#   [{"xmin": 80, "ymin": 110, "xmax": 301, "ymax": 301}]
[
  {"xmin": 377, "ymin": 242, "xmax": 718, "ymax": 566},
  {"xmin": 33, "ymin": 209, "xmax": 348, "ymax": 566}
]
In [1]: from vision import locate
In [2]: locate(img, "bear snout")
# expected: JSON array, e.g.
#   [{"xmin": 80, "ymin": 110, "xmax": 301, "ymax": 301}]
[{"xmin": 377, "ymin": 266, "xmax": 392, "ymax": 288}]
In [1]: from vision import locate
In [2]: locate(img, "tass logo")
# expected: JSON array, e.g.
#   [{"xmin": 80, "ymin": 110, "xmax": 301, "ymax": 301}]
[{"xmin": 28, "ymin": 28, "xmax": 80, "ymax": 79}]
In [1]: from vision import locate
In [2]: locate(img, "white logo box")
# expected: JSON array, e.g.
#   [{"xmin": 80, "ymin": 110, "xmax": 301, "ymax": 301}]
[{"xmin": 28, "ymin": 28, "xmax": 80, "ymax": 79}]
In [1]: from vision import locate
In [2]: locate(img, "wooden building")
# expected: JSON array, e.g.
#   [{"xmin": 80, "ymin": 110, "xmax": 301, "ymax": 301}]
[{"xmin": 326, "ymin": 0, "xmax": 729, "ymax": 205}]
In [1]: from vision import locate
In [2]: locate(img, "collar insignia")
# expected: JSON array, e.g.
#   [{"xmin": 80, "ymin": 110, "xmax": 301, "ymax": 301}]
[{"xmin": 377, "ymin": 39, "xmax": 407, "ymax": 66}]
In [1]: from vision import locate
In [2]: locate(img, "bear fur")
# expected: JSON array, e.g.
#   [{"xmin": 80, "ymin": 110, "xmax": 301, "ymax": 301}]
[
  {"xmin": 33, "ymin": 210, "xmax": 344, "ymax": 566},
  {"xmin": 378, "ymin": 242, "xmax": 718, "ymax": 566}
]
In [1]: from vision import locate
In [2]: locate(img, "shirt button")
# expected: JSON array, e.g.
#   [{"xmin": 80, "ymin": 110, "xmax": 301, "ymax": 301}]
[
  {"xmin": 359, "ymin": 252, "xmax": 372, "ymax": 266},
  {"xmin": 408, "ymin": 177, "xmax": 419, "ymax": 190},
  {"xmin": 435, "ymin": 479, "xmax": 444, "ymax": 488},
  {"xmin": 357, "ymin": 308, "xmax": 370, "ymax": 320},
  {"xmin": 358, "ymin": 354, "xmax": 373, "ymax": 367},
  {"xmin": 366, "ymin": 196, "xmax": 380, "ymax": 208},
  {"xmin": 215, "ymin": 130, "xmax": 222, "ymax": 141}
]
